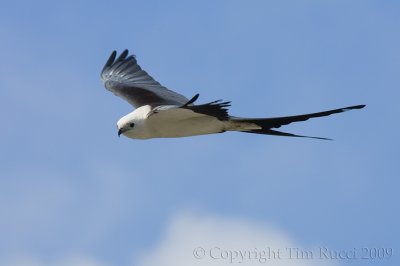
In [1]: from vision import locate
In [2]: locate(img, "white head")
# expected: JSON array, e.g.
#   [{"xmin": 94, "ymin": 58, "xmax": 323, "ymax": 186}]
[
  {"xmin": 116, "ymin": 106, "xmax": 151, "ymax": 138},
  {"xmin": 117, "ymin": 112, "xmax": 139, "ymax": 137}
]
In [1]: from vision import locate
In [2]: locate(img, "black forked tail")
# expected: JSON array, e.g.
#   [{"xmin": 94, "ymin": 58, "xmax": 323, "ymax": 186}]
[{"xmin": 236, "ymin": 104, "xmax": 366, "ymax": 140}]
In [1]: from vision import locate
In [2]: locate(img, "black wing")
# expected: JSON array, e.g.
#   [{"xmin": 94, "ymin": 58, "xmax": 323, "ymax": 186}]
[{"xmin": 180, "ymin": 94, "xmax": 231, "ymax": 121}]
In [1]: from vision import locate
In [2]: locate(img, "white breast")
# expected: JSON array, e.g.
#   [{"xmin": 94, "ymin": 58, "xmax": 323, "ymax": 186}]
[{"xmin": 127, "ymin": 106, "xmax": 228, "ymax": 139}]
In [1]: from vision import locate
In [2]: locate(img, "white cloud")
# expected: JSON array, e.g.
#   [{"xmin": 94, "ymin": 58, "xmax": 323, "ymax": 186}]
[
  {"xmin": 135, "ymin": 211, "xmax": 336, "ymax": 266},
  {"xmin": 1, "ymin": 210, "xmax": 337, "ymax": 266}
]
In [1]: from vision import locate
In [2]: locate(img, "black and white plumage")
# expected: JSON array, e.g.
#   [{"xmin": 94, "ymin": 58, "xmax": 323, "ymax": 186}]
[{"xmin": 101, "ymin": 49, "xmax": 365, "ymax": 140}]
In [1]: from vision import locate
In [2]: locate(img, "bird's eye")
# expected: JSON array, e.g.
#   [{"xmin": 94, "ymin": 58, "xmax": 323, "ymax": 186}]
[{"xmin": 129, "ymin": 123, "xmax": 135, "ymax": 128}]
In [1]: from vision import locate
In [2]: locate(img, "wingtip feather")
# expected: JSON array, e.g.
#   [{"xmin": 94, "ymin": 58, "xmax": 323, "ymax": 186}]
[
  {"xmin": 107, "ymin": 51, "xmax": 117, "ymax": 65},
  {"xmin": 101, "ymin": 50, "xmax": 117, "ymax": 75},
  {"xmin": 182, "ymin": 93, "xmax": 200, "ymax": 107},
  {"xmin": 116, "ymin": 49, "xmax": 129, "ymax": 63}
]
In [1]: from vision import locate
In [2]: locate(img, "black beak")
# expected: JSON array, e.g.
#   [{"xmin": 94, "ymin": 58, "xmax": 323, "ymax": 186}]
[{"xmin": 118, "ymin": 129, "xmax": 122, "ymax": 137}]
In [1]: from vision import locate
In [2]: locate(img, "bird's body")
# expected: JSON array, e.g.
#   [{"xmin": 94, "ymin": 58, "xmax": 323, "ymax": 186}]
[
  {"xmin": 101, "ymin": 50, "xmax": 365, "ymax": 140},
  {"xmin": 117, "ymin": 104, "xmax": 261, "ymax": 139}
]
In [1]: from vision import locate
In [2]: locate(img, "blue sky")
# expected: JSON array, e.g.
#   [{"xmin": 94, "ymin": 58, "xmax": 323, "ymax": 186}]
[{"xmin": 1, "ymin": 1, "xmax": 399, "ymax": 265}]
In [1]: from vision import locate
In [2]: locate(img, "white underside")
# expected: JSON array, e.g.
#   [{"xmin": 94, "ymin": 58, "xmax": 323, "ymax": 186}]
[{"xmin": 121, "ymin": 105, "xmax": 260, "ymax": 139}]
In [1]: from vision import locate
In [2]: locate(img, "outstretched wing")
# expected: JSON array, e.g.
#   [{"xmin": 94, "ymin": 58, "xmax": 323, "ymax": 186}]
[{"xmin": 101, "ymin": 50, "xmax": 189, "ymax": 108}]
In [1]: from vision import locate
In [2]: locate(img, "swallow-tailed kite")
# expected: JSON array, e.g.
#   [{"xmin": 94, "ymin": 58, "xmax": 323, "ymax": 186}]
[{"xmin": 101, "ymin": 50, "xmax": 365, "ymax": 140}]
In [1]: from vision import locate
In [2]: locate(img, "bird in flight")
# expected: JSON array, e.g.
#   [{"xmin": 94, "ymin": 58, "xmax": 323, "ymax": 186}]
[{"xmin": 101, "ymin": 50, "xmax": 365, "ymax": 140}]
